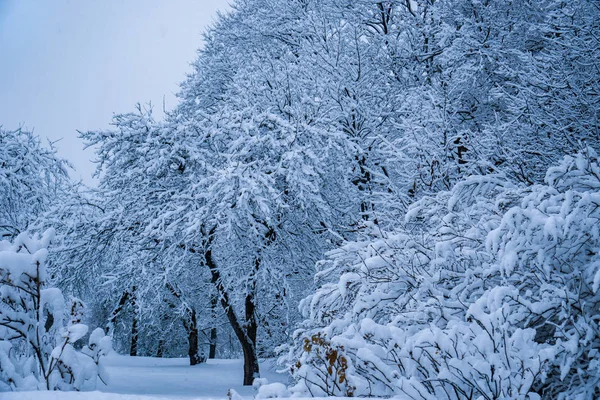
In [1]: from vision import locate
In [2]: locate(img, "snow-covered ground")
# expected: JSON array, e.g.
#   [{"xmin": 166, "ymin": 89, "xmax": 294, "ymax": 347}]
[
  {"xmin": 100, "ymin": 355, "xmax": 286, "ymax": 398},
  {"xmin": 3, "ymin": 354, "xmax": 294, "ymax": 400}
]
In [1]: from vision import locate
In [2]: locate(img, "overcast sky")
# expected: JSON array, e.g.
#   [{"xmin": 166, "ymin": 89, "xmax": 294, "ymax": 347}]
[{"xmin": 0, "ymin": 0, "xmax": 229, "ymax": 184}]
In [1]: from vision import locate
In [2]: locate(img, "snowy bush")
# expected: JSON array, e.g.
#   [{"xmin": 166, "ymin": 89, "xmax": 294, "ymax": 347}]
[
  {"xmin": 256, "ymin": 381, "xmax": 291, "ymax": 399},
  {"xmin": 0, "ymin": 229, "xmax": 111, "ymax": 392},
  {"xmin": 286, "ymin": 149, "xmax": 600, "ymax": 399}
]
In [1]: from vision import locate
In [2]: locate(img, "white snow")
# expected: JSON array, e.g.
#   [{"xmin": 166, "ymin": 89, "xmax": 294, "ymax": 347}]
[
  {"xmin": 65, "ymin": 323, "xmax": 90, "ymax": 343},
  {"xmin": 1, "ymin": 355, "xmax": 365, "ymax": 399},
  {"xmin": 2, "ymin": 355, "xmax": 282, "ymax": 399},
  {"xmin": 255, "ymin": 382, "xmax": 290, "ymax": 399},
  {"xmin": 100, "ymin": 355, "xmax": 284, "ymax": 398}
]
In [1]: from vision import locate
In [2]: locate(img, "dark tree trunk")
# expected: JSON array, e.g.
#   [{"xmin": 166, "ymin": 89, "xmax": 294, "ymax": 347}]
[
  {"xmin": 130, "ymin": 316, "xmax": 138, "ymax": 356},
  {"xmin": 241, "ymin": 257, "xmax": 260, "ymax": 385},
  {"xmin": 165, "ymin": 282, "xmax": 204, "ymax": 366},
  {"xmin": 106, "ymin": 290, "xmax": 130, "ymax": 336},
  {"xmin": 241, "ymin": 340, "xmax": 259, "ymax": 386},
  {"xmin": 209, "ymin": 327, "xmax": 217, "ymax": 359},
  {"xmin": 354, "ymin": 154, "xmax": 378, "ymax": 224},
  {"xmin": 209, "ymin": 270, "xmax": 219, "ymax": 359},
  {"xmin": 454, "ymin": 136, "xmax": 468, "ymax": 175},
  {"xmin": 203, "ymin": 230, "xmax": 260, "ymax": 386},
  {"xmin": 129, "ymin": 288, "xmax": 138, "ymax": 357},
  {"xmin": 186, "ymin": 308, "xmax": 203, "ymax": 366},
  {"xmin": 156, "ymin": 339, "xmax": 165, "ymax": 358}
]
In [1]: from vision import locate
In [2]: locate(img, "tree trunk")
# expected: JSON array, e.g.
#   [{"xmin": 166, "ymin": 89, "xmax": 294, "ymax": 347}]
[
  {"xmin": 156, "ymin": 339, "xmax": 165, "ymax": 358},
  {"xmin": 106, "ymin": 290, "xmax": 130, "ymax": 336},
  {"xmin": 130, "ymin": 316, "xmax": 138, "ymax": 357},
  {"xmin": 203, "ymin": 231, "xmax": 260, "ymax": 386},
  {"xmin": 353, "ymin": 153, "xmax": 377, "ymax": 224},
  {"xmin": 164, "ymin": 282, "xmax": 204, "ymax": 366},
  {"xmin": 241, "ymin": 298, "xmax": 259, "ymax": 385},
  {"xmin": 241, "ymin": 258, "xmax": 260, "ymax": 385},
  {"xmin": 209, "ymin": 326, "xmax": 217, "ymax": 359},
  {"xmin": 130, "ymin": 287, "xmax": 138, "ymax": 357},
  {"xmin": 186, "ymin": 308, "xmax": 203, "ymax": 366},
  {"xmin": 209, "ymin": 271, "xmax": 219, "ymax": 359},
  {"xmin": 242, "ymin": 340, "xmax": 259, "ymax": 386}
]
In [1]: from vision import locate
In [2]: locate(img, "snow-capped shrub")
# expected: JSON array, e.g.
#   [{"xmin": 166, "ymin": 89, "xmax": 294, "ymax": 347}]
[
  {"xmin": 286, "ymin": 149, "xmax": 600, "ymax": 399},
  {"xmin": 0, "ymin": 229, "xmax": 111, "ymax": 392},
  {"xmin": 486, "ymin": 148, "xmax": 600, "ymax": 399},
  {"xmin": 288, "ymin": 332, "xmax": 356, "ymax": 397},
  {"xmin": 256, "ymin": 381, "xmax": 291, "ymax": 399}
]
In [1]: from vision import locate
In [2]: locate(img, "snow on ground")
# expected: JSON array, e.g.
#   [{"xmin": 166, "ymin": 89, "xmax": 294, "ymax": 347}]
[
  {"xmin": 100, "ymin": 354, "xmax": 286, "ymax": 398},
  {"xmin": 2, "ymin": 354, "xmax": 296, "ymax": 400}
]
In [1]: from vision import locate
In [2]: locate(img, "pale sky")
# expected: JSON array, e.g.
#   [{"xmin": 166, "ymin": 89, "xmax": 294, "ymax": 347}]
[{"xmin": 0, "ymin": 0, "xmax": 229, "ymax": 185}]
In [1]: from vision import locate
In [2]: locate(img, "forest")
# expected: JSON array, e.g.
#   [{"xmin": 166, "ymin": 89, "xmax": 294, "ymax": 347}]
[{"xmin": 1, "ymin": 0, "xmax": 599, "ymax": 399}]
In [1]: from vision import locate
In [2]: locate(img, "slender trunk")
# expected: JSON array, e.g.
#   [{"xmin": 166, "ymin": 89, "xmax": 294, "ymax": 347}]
[
  {"xmin": 106, "ymin": 291, "xmax": 130, "ymax": 336},
  {"xmin": 352, "ymin": 153, "xmax": 377, "ymax": 224},
  {"xmin": 130, "ymin": 288, "xmax": 138, "ymax": 357},
  {"xmin": 242, "ymin": 340, "xmax": 259, "ymax": 386},
  {"xmin": 186, "ymin": 308, "xmax": 202, "ymax": 365},
  {"xmin": 203, "ymin": 232, "xmax": 259, "ymax": 385},
  {"xmin": 130, "ymin": 317, "xmax": 138, "ymax": 356},
  {"xmin": 209, "ymin": 272, "xmax": 219, "ymax": 359},
  {"xmin": 156, "ymin": 339, "xmax": 164, "ymax": 358},
  {"xmin": 357, "ymin": 154, "xmax": 372, "ymax": 221},
  {"xmin": 209, "ymin": 327, "xmax": 217, "ymax": 359},
  {"xmin": 242, "ymin": 258, "xmax": 260, "ymax": 384},
  {"xmin": 164, "ymin": 282, "xmax": 203, "ymax": 365}
]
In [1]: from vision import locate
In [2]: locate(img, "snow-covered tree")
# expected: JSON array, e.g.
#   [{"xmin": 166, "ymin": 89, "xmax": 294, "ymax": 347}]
[
  {"xmin": 54, "ymin": 0, "xmax": 598, "ymax": 391},
  {"xmin": 0, "ymin": 127, "xmax": 70, "ymax": 239},
  {"xmin": 0, "ymin": 229, "xmax": 111, "ymax": 392},
  {"xmin": 286, "ymin": 149, "xmax": 600, "ymax": 399},
  {"xmin": 76, "ymin": 106, "xmax": 211, "ymax": 364}
]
